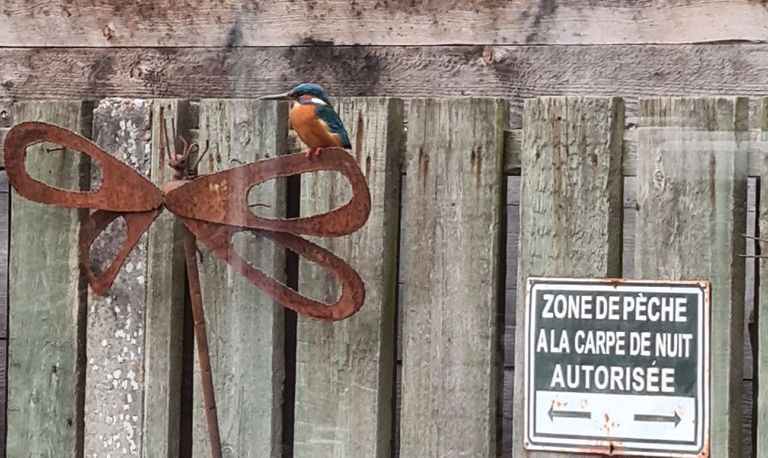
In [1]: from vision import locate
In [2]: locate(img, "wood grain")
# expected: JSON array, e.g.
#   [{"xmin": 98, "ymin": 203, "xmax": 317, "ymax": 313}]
[
  {"xmin": 141, "ymin": 100, "xmax": 190, "ymax": 457},
  {"xmin": 0, "ymin": 172, "xmax": 8, "ymax": 338},
  {"xmin": 506, "ymin": 126, "xmax": 768, "ymax": 178},
  {"xmin": 745, "ymin": 178, "xmax": 758, "ymax": 383},
  {"xmin": 0, "ymin": 128, "xmax": 7, "ymax": 168},
  {"xmin": 399, "ymin": 98, "xmax": 506, "ymax": 457},
  {"xmin": 0, "ymin": 173, "xmax": 7, "ymax": 458},
  {"xmin": 635, "ymin": 97, "xmax": 748, "ymax": 457},
  {"xmin": 193, "ymin": 99, "xmax": 289, "ymax": 457},
  {"xmin": 293, "ymin": 97, "xmax": 402, "ymax": 457},
  {"xmin": 744, "ymin": 379, "xmax": 755, "ymax": 458},
  {"xmin": 1, "ymin": 1, "xmax": 767, "ymax": 46},
  {"xmin": 0, "ymin": 100, "xmax": 13, "ymax": 168},
  {"xmin": 754, "ymin": 97, "xmax": 768, "ymax": 458},
  {"xmin": 6, "ymin": 44, "xmax": 768, "ymax": 127},
  {"xmin": 504, "ymin": 166, "xmax": 757, "ymax": 457},
  {"xmin": 6, "ymin": 101, "xmax": 92, "ymax": 457},
  {"xmin": 84, "ymin": 98, "xmax": 152, "ymax": 457},
  {"xmin": 511, "ymin": 97, "xmax": 624, "ymax": 457}
]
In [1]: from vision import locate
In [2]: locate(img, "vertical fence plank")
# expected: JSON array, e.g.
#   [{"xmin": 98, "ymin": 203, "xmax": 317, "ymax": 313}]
[
  {"xmin": 511, "ymin": 97, "xmax": 625, "ymax": 457},
  {"xmin": 193, "ymin": 99, "xmax": 289, "ymax": 457},
  {"xmin": 293, "ymin": 97, "xmax": 403, "ymax": 457},
  {"xmin": 142, "ymin": 100, "xmax": 191, "ymax": 457},
  {"xmin": 756, "ymin": 97, "xmax": 768, "ymax": 458},
  {"xmin": 0, "ymin": 101, "xmax": 13, "ymax": 169},
  {"xmin": 0, "ymin": 171, "xmax": 8, "ymax": 457},
  {"xmin": 635, "ymin": 97, "xmax": 748, "ymax": 457},
  {"xmin": 7, "ymin": 101, "xmax": 93, "ymax": 456},
  {"xmin": 84, "ymin": 98, "xmax": 153, "ymax": 457},
  {"xmin": 399, "ymin": 98, "xmax": 507, "ymax": 457}
]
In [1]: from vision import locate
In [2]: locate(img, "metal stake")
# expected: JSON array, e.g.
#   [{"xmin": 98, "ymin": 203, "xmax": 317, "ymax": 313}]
[{"xmin": 182, "ymin": 225, "xmax": 222, "ymax": 458}]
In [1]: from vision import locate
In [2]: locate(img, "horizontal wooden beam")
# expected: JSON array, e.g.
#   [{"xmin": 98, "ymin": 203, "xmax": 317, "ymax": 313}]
[
  {"xmin": 1, "ymin": 1, "xmax": 767, "ymax": 47},
  {"xmin": 4, "ymin": 44, "xmax": 768, "ymax": 127}
]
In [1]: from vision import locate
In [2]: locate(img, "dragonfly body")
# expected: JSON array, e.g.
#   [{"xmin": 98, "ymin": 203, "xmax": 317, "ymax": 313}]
[{"xmin": 260, "ymin": 82, "xmax": 351, "ymax": 158}]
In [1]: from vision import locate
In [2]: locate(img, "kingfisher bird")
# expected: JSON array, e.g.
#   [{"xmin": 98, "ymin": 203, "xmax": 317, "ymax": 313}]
[{"xmin": 259, "ymin": 83, "xmax": 351, "ymax": 159}]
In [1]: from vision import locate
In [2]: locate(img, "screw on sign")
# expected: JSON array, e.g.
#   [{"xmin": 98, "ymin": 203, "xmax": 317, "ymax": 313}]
[{"xmin": 3, "ymin": 117, "xmax": 372, "ymax": 458}]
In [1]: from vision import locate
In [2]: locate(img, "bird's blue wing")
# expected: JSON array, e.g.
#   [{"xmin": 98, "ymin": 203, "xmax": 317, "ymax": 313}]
[{"xmin": 316, "ymin": 104, "xmax": 351, "ymax": 148}]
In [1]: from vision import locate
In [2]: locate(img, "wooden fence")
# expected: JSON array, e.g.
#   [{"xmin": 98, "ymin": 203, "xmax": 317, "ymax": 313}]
[{"xmin": 0, "ymin": 95, "xmax": 764, "ymax": 457}]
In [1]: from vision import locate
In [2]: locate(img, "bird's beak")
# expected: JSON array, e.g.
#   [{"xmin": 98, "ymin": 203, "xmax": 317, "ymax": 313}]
[{"xmin": 257, "ymin": 91, "xmax": 292, "ymax": 100}]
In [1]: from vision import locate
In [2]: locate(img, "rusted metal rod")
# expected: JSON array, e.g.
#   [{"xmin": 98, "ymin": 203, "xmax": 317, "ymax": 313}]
[{"xmin": 182, "ymin": 225, "xmax": 223, "ymax": 458}]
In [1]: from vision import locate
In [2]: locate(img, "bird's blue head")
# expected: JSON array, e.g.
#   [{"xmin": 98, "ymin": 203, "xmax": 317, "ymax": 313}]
[
  {"xmin": 258, "ymin": 82, "xmax": 331, "ymax": 105},
  {"xmin": 288, "ymin": 83, "xmax": 329, "ymax": 103}
]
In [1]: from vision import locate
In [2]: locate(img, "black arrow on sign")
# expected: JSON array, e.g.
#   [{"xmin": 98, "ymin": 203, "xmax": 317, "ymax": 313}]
[
  {"xmin": 634, "ymin": 412, "xmax": 681, "ymax": 427},
  {"xmin": 548, "ymin": 405, "xmax": 591, "ymax": 421}
]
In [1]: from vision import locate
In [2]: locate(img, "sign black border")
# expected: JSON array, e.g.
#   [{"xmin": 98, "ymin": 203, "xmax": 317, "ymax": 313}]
[{"xmin": 522, "ymin": 277, "xmax": 710, "ymax": 456}]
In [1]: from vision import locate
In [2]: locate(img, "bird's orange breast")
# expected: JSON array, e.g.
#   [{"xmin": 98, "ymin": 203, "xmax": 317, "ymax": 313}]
[{"xmin": 290, "ymin": 103, "xmax": 343, "ymax": 149}]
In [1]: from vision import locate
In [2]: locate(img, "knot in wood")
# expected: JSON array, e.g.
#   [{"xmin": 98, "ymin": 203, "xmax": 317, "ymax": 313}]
[
  {"xmin": 101, "ymin": 24, "xmax": 115, "ymax": 40},
  {"xmin": 653, "ymin": 169, "xmax": 665, "ymax": 188},
  {"xmin": 482, "ymin": 46, "xmax": 495, "ymax": 65}
]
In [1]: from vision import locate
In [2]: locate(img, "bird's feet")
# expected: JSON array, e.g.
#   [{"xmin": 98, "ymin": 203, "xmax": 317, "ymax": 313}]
[{"xmin": 305, "ymin": 147, "xmax": 322, "ymax": 159}]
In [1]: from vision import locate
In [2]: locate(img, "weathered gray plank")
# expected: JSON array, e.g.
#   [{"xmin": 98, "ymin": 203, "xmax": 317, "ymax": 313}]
[
  {"xmin": 7, "ymin": 101, "xmax": 92, "ymax": 456},
  {"xmin": 504, "ymin": 190, "xmax": 520, "ymax": 292},
  {"xmin": 294, "ymin": 97, "xmax": 403, "ymax": 457},
  {"xmin": 503, "ymin": 298, "xmax": 516, "ymax": 368},
  {"xmin": 0, "ymin": 100, "xmax": 13, "ymax": 168},
  {"xmin": 0, "ymin": 338, "xmax": 5, "ymax": 456},
  {"xmin": 0, "ymin": 128, "xmax": 8, "ymax": 168},
  {"xmin": 193, "ymin": 99, "xmax": 289, "ymax": 457},
  {"xmin": 753, "ymin": 97, "xmax": 768, "ymax": 458},
  {"xmin": 141, "ymin": 100, "xmax": 190, "ymax": 458},
  {"xmin": 745, "ymin": 178, "xmax": 758, "ymax": 383},
  {"xmin": 0, "ymin": 101, "xmax": 11, "ymax": 128},
  {"xmin": 744, "ymin": 379, "xmax": 755, "ymax": 458},
  {"xmin": 399, "ymin": 98, "xmax": 506, "ymax": 457},
  {"xmin": 394, "ymin": 363, "xmax": 401, "ymax": 458},
  {"xmin": 0, "ymin": 173, "xmax": 7, "ymax": 458},
  {"xmin": 0, "ymin": 172, "xmax": 8, "ymax": 338},
  {"xmin": 7, "ymin": 45, "xmax": 768, "ymax": 127},
  {"xmin": 511, "ymin": 97, "xmax": 624, "ymax": 457},
  {"xmin": 1, "ymin": 1, "xmax": 767, "ymax": 46},
  {"xmin": 84, "ymin": 98, "xmax": 152, "ymax": 457},
  {"xmin": 502, "ymin": 367, "xmax": 514, "ymax": 457},
  {"xmin": 623, "ymin": 177, "xmax": 637, "ymax": 277},
  {"xmin": 635, "ymin": 97, "xmax": 748, "ymax": 457}
]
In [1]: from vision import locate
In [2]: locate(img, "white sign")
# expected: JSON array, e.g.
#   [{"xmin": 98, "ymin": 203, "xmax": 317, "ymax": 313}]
[{"xmin": 523, "ymin": 278, "xmax": 710, "ymax": 457}]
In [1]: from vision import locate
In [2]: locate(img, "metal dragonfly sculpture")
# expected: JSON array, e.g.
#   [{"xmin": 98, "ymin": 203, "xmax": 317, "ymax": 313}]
[{"xmin": 3, "ymin": 114, "xmax": 371, "ymax": 458}]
